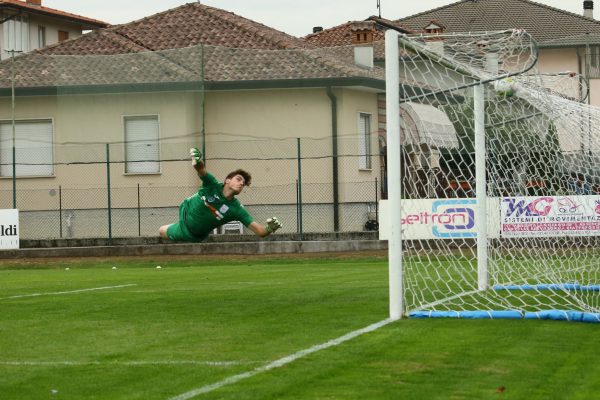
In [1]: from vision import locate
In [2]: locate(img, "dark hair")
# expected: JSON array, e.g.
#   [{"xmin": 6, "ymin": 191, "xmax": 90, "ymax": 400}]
[{"xmin": 225, "ymin": 169, "xmax": 252, "ymax": 186}]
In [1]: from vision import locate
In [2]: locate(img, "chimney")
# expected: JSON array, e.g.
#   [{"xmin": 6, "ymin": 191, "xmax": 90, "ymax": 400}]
[
  {"xmin": 424, "ymin": 21, "xmax": 446, "ymax": 55},
  {"xmin": 312, "ymin": 26, "xmax": 323, "ymax": 34},
  {"xmin": 351, "ymin": 22, "xmax": 374, "ymax": 69},
  {"xmin": 26, "ymin": 0, "xmax": 42, "ymax": 5},
  {"xmin": 584, "ymin": 1, "xmax": 594, "ymax": 19}
]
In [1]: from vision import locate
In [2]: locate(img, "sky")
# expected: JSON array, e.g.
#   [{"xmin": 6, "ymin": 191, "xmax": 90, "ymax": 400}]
[{"xmin": 43, "ymin": 0, "xmax": 590, "ymax": 37}]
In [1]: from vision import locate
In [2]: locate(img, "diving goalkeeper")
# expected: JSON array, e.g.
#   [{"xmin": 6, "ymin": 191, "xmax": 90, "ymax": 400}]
[{"xmin": 159, "ymin": 148, "xmax": 282, "ymax": 242}]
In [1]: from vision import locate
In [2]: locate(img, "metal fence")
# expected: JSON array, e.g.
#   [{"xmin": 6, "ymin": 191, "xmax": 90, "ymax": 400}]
[{"xmin": 1, "ymin": 137, "xmax": 383, "ymax": 240}]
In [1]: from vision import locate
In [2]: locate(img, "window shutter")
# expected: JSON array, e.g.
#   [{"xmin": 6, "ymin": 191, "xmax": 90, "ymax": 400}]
[
  {"xmin": 58, "ymin": 30, "xmax": 69, "ymax": 42},
  {"xmin": 358, "ymin": 113, "xmax": 371, "ymax": 169},
  {"xmin": 3, "ymin": 16, "xmax": 30, "ymax": 54},
  {"xmin": 0, "ymin": 120, "xmax": 53, "ymax": 177},
  {"xmin": 125, "ymin": 116, "xmax": 160, "ymax": 173}
]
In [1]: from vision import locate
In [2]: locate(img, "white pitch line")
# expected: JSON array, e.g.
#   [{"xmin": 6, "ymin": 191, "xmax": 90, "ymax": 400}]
[
  {"xmin": 0, "ymin": 284, "xmax": 137, "ymax": 300},
  {"xmin": 169, "ymin": 318, "xmax": 394, "ymax": 400},
  {"xmin": 0, "ymin": 360, "xmax": 259, "ymax": 367}
]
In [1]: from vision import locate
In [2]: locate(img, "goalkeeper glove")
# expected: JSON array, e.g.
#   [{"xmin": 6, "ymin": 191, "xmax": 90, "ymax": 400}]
[
  {"xmin": 190, "ymin": 147, "xmax": 202, "ymax": 166},
  {"xmin": 266, "ymin": 217, "xmax": 282, "ymax": 234}
]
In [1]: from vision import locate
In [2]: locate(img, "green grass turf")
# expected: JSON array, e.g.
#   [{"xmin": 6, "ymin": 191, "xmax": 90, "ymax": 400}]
[{"xmin": 0, "ymin": 252, "xmax": 599, "ymax": 400}]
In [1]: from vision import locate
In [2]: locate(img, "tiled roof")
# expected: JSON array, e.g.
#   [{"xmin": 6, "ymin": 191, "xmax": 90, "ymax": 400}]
[
  {"xmin": 304, "ymin": 21, "xmax": 385, "ymax": 47},
  {"xmin": 396, "ymin": 0, "xmax": 600, "ymax": 46},
  {"xmin": 39, "ymin": 3, "xmax": 309, "ymax": 55},
  {"xmin": 0, "ymin": 45, "xmax": 384, "ymax": 89},
  {"xmin": 0, "ymin": 0, "xmax": 107, "ymax": 28},
  {"xmin": 304, "ymin": 16, "xmax": 413, "ymax": 47},
  {"xmin": 0, "ymin": 3, "xmax": 386, "ymax": 90}
]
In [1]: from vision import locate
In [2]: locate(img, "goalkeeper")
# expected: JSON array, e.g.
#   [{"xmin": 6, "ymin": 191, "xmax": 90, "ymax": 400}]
[{"xmin": 159, "ymin": 148, "xmax": 282, "ymax": 242}]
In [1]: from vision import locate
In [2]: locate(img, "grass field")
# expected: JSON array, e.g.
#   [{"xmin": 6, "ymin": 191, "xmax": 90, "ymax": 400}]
[{"xmin": 1, "ymin": 251, "xmax": 599, "ymax": 400}]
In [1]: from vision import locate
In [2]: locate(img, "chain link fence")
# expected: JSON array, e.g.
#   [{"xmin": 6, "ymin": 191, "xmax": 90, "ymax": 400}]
[{"xmin": 1, "ymin": 136, "xmax": 383, "ymax": 240}]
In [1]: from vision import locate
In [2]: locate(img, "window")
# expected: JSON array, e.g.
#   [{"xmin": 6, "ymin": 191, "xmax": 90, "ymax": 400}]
[
  {"xmin": 38, "ymin": 26, "xmax": 46, "ymax": 48},
  {"xmin": 0, "ymin": 119, "xmax": 54, "ymax": 177},
  {"xmin": 2, "ymin": 15, "xmax": 29, "ymax": 56},
  {"xmin": 58, "ymin": 30, "xmax": 69, "ymax": 42},
  {"xmin": 358, "ymin": 112, "xmax": 372, "ymax": 169},
  {"xmin": 124, "ymin": 116, "xmax": 160, "ymax": 174},
  {"xmin": 412, "ymin": 148, "xmax": 440, "ymax": 169}
]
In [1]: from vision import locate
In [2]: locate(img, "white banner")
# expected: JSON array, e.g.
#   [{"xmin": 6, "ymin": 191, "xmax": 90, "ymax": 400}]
[
  {"xmin": 501, "ymin": 195, "xmax": 600, "ymax": 237},
  {"xmin": 380, "ymin": 196, "xmax": 600, "ymax": 240},
  {"xmin": 0, "ymin": 209, "xmax": 19, "ymax": 250},
  {"xmin": 379, "ymin": 198, "xmax": 501, "ymax": 240}
]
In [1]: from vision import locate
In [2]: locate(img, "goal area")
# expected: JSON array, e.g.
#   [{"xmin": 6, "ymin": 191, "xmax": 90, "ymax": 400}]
[{"xmin": 383, "ymin": 29, "xmax": 600, "ymax": 323}]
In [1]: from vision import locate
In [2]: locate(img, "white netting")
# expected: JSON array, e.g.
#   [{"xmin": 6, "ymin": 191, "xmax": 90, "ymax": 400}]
[{"xmin": 384, "ymin": 29, "xmax": 600, "ymax": 321}]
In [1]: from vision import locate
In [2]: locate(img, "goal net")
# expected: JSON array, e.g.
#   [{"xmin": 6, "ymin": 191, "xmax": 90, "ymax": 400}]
[{"xmin": 383, "ymin": 29, "xmax": 600, "ymax": 322}]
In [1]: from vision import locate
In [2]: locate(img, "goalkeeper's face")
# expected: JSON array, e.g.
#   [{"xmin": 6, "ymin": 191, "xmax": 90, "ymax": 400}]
[{"xmin": 225, "ymin": 174, "xmax": 246, "ymax": 195}]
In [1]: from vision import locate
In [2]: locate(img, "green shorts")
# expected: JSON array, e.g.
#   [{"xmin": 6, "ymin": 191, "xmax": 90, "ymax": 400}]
[{"xmin": 166, "ymin": 202, "xmax": 209, "ymax": 243}]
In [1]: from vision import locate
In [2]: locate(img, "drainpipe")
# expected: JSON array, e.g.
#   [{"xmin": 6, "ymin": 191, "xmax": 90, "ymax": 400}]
[
  {"xmin": 577, "ymin": 47, "xmax": 583, "ymax": 101},
  {"xmin": 585, "ymin": 33, "xmax": 591, "ymax": 105},
  {"xmin": 326, "ymin": 87, "xmax": 340, "ymax": 232}
]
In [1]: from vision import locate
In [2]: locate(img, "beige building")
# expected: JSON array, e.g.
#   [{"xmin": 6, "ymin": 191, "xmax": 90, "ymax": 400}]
[{"xmin": 0, "ymin": 3, "xmax": 390, "ymax": 238}]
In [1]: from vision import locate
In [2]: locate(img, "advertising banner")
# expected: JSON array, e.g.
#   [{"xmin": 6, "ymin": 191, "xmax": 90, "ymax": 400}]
[
  {"xmin": 501, "ymin": 196, "xmax": 600, "ymax": 237},
  {"xmin": 379, "ymin": 199, "xmax": 501, "ymax": 240},
  {"xmin": 0, "ymin": 209, "xmax": 19, "ymax": 250}
]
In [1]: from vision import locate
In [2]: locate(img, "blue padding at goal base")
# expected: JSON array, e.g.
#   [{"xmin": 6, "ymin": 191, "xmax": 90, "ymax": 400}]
[
  {"xmin": 524, "ymin": 310, "xmax": 600, "ymax": 323},
  {"xmin": 410, "ymin": 310, "xmax": 523, "ymax": 319},
  {"xmin": 493, "ymin": 283, "xmax": 600, "ymax": 291},
  {"xmin": 409, "ymin": 310, "xmax": 600, "ymax": 323}
]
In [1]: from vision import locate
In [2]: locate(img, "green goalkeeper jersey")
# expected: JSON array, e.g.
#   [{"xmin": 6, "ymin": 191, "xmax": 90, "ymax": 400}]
[{"xmin": 182, "ymin": 172, "xmax": 253, "ymax": 238}]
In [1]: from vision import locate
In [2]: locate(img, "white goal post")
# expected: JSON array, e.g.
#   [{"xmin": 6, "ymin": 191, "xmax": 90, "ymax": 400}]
[{"xmin": 384, "ymin": 29, "xmax": 403, "ymax": 320}]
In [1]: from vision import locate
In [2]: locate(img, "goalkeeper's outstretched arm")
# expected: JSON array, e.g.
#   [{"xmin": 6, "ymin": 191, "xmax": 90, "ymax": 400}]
[
  {"xmin": 190, "ymin": 147, "xmax": 206, "ymax": 177},
  {"xmin": 248, "ymin": 217, "xmax": 282, "ymax": 237}
]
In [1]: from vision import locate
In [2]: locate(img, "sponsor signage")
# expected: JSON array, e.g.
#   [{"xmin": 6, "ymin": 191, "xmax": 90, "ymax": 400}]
[
  {"xmin": 0, "ymin": 209, "xmax": 19, "ymax": 250},
  {"xmin": 430, "ymin": 199, "xmax": 476, "ymax": 238},
  {"xmin": 379, "ymin": 199, "xmax": 499, "ymax": 240},
  {"xmin": 380, "ymin": 195, "xmax": 600, "ymax": 240},
  {"xmin": 501, "ymin": 196, "xmax": 600, "ymax": 237}
]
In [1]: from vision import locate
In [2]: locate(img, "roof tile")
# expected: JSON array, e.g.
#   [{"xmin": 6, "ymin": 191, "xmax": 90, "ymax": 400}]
[
  {"xmin": 40, "ymin": 3, "xmax": 308, "ymax": 55},
  {"xmin": 304, "ymin": 16, "xmax": 413, "ymax": 47}
]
